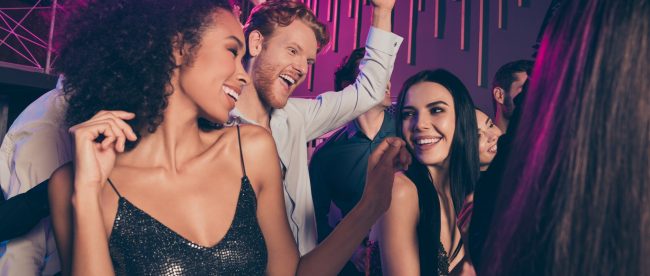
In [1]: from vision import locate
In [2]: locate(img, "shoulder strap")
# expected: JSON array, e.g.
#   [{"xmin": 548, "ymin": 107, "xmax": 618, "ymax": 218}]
[
  {"xmin": 236, "ymin": 125, "xmax": 247, "ymax": 178},
  {"xmin": 107, "ymin": 178, "xmax": 122, "ymax": 198}
]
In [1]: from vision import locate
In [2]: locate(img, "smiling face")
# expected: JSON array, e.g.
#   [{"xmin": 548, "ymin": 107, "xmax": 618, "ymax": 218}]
[
  {"xmin": 476, "ymin": 109, "xmax": 502, "ymax": 171},
  {"xmin": 173, "ymin": 9, "xmax": 250, "ymax": 123},
  {"xmin": 249, "ymin": 19, "xmax": 318, "ymax": 109},
  {"xmin": 401, "ymin": 81, "xmax": 456, "ymax": 167}
]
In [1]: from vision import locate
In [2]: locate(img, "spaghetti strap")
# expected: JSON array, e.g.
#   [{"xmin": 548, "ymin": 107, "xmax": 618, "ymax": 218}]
[
  {"xmin": 107, "ymin": 178, "xmax": 123, "ymax": 198},
  {"xmin": 449, "ymin": 239, "xmax": 463, "ymax": 262},
  {"xmin": 236, "ymin": 125, "xmax": 248, "ymax": 178}
]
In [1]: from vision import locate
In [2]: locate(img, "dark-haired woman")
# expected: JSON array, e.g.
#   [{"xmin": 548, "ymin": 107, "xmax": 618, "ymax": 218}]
[
  {"xmin": 480, "ymin": 1, "xmax": 650, "ymax": 275},
  {"xmin": 376, "ymin": 69, "xmax": 479, "ymax": 275},
  {"xmin": 475, "ymin": 109, "xmax": 502, "ymax": 172}
]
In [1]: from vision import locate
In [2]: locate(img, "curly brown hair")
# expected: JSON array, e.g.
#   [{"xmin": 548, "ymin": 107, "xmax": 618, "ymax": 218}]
[
  {"xmin": 56, "ymin": 0, "xmax": 233, "ymax": 148},
  {"xmin": 242, "ymin": 0, "xmax": 329, "ymax": 62}
]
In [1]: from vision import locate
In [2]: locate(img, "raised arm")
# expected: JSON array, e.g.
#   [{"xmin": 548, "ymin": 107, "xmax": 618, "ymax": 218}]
[
  {"xmin": 297, "ymin": 137, "xmax": 409, "ymax": 275},
  {"xmin": 296, "ymin": 0, "xmax": 402, "ymax": 141},
  {"xmin": 371, "ymin": 0, "xmax": 393, "ymax": 31},
  {"xmin": 376, "ymin": 173, "xmax": 420, "ymax": 275},
  {"xmin": 50, "ymin": 110, "xmax": 137, "ymax": 276}
]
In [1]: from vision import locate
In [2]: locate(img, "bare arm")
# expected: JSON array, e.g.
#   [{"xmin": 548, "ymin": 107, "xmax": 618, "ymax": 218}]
[
  {"xmin": 241, "ymin": 126, "xmax": 300, "ymax": 275},
  {"xmin": 297, "ymin": 137, "xmax": 410, "ymax": 276},
  {"xmin": 371, "ymin": 0, "xmax": 394, "ymax": 32},
  {"xmin": 51, "ymin": 110, "xmax": 137, "ymax": 276},
  {"xmin": 377, "ymin": 173, "xmax": 421, "ymax": 275},
  {"xmin": 49, "ymin": 164, "xmax": 74, "ymax": 276},
  {"xmin": 70, "ymin": 182, "xmax": 115, "ymax": 275},
  {"xmin": 49, "ymin": 162, "xmax": 116, "ymax": 276}
]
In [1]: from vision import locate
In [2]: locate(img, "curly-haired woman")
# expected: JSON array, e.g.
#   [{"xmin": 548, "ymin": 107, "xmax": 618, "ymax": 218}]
[
  {"xmin": 48, "ymin": 0, "xmax": 292, "ymax": 275},
  {"xmin": 47, "ymin": 1, "xmax": 407, "ymax": 274}
]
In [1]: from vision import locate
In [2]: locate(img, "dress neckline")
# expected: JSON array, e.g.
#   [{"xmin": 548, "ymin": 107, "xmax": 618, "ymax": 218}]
[{"xmin": 108, "ymin": 176, "xmax": 250, "ymax": 250}]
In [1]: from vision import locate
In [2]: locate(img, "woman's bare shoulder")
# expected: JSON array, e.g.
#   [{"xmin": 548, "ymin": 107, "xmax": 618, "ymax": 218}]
[
  {"xmin": 49, "ymin": 162, "xmax": 75, "ymax": 200},
  {"xmin": 50, "ymin": 163, "xmax": 74, "ymax": 188},
  {"xmin": 207, "ymin": 124, "xmax": 279, "ymax": 172},
  {"xmin": 208, "ymin": 124, "xmax": 273, "ymax": 146},
  {"xmin": 393, "ymin": 172, "xmax": 419, "ymax": 202},
  {"xmin": 204, "ymin": 124, "xmax": 274, "ymax": 153},
  {"xmin": 386, "ymin": 172, "xmax": 420, "ymax": 219}
]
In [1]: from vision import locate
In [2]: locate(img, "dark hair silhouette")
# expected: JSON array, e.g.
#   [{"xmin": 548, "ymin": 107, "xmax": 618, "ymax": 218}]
[
  {"xmin": 334, "ymin": 47, "xmax": 365, "ymax": 91},
  {"xmin": 481, "ymin": 1, "xmax": 650, "ymax": 275}
]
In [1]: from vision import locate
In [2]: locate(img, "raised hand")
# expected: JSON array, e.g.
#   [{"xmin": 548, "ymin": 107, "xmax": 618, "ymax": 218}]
[
  {"xmin": 362, "ymin": 137, "xmax": 411, "ymax": 216},
  {"xmin": 69, "ymin": 110, "xmax": 137, "ymax": 195},
  {"xmin": 371, "ymin": 0, "xmax": 395, "ymax": 11},
  {"xmin": 370, "ymin": 0, "xmax": 395, "ymax": 32}
]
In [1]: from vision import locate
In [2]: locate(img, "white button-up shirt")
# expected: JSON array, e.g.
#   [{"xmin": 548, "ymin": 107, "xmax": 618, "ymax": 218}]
[
  {"xmin": 0, "ymin": 79, "xmax": 70, "ymax": 275},
  {"xmin": 232, "ymin": 27, "xmax": 402, "ymax": 255}
]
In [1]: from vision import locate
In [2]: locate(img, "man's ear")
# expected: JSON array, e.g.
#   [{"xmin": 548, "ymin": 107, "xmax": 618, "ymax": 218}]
[
  {"xmin": 247, "ymin": 30, "xmax": 264, "ymax": 57},
  {"xmin": 492, "ymin": 87, "xmax": 505, "ymax": 105}
]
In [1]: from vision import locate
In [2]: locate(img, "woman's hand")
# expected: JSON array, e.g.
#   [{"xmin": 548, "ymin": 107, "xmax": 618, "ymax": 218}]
[
  {"xmin": 362, "ymin": 137, "xmax": 411, "ymax": 217},
  {"xmin": 69, "ymin": 110, "xmax": 137, "ymax": 195}
]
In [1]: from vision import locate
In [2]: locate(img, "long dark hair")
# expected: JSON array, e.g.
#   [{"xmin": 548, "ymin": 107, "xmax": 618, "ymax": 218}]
[
  {"xmin": 481, "ymin": 1, "xmax": 650, "ymax": 275},
  {"xmin": 396, "ymin": 69, "xmax": 480, "ymax": 274}
]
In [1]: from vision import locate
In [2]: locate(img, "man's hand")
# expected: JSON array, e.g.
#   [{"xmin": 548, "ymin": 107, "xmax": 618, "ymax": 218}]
[
  {"xmin": 371, "ymin": 0, "xmax": 395, "ymax": 12},
  {"xmin": 371, "ymin": 0, "xmax": 395, "ymax": 31}
]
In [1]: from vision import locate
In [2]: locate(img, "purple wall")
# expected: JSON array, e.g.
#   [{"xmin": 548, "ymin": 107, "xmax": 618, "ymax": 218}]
[{"xmin": 292, "ymin": 0, "xmax": 551, "ymax": 117}]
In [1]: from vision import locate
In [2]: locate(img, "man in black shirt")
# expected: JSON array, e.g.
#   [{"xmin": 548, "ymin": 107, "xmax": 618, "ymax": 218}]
[{"xmin": 309, "ymin": 47, "xmax": 394, "ymax": 275}]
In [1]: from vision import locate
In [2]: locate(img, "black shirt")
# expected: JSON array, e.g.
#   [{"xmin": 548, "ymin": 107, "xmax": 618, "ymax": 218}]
[
  {"xmin": 309, "ymin": 111, "xmax": 395, "ymax": 242},
  {"xmin": 0, "ymin": 180, "xmax": 50, "ymax": 242}
]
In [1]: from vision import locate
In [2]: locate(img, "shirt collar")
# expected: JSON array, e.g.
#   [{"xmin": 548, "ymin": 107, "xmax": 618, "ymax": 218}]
[
  {"xmin": 345, "ymin": 110, "xmax": 395, "ymax": 140},
  {"xmin": 229, "ymin": 107, "xmax": 289, "ymax": 127},
  {"xmin": 229, "ymin": 108, "xmax": 258, "ymax": 126}
]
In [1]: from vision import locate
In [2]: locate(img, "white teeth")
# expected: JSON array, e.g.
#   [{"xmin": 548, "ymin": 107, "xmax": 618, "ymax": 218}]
[
  {"xmin": 488, "ymin": 144, "xmax": 498, "ymax": 153},
  {"xmin": 279, "ymin": 74, "xmax": 296, "ymax": 85},
  {"xmin": 415, "ymin": 137, "xmax": 441, "ymax": 145},
  {"xmin": 223, "ymin": 86, "xmax": 239, "ymax": 102}
]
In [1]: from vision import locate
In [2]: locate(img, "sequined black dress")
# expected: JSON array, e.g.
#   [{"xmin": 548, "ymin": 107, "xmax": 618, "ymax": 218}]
[{"xmin": 107, "ymin": 126, "xmax": 268, "ymax": 275}]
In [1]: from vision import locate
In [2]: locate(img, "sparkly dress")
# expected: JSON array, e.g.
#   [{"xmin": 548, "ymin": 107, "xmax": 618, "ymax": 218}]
[{"xmin": 107, "ymin": 126, "xmax": 268, "ymax": 275}]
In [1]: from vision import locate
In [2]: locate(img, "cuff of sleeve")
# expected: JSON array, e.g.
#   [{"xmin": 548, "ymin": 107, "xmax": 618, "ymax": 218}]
[{"xmin": 365, "ymin": 26, "xmax": 404, "ymax": 55}]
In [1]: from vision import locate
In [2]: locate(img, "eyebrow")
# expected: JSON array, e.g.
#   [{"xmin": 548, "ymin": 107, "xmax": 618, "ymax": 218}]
[
  {"xmin": 403, "ymin": 100, "xmax": 449, "ymax": 110},
  {"xmin": 426, "ymin": 101, "xmax": 449, "ymax": 108},
  {"xmin": 484, "ymin": 117, "xmax": 491, "ymax": 126},
  {"xmin": 227, "ymin": 35, "xmax": 244, "ymax": 49}
]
